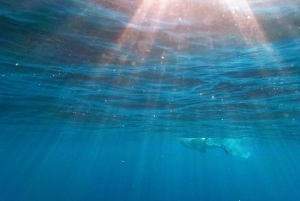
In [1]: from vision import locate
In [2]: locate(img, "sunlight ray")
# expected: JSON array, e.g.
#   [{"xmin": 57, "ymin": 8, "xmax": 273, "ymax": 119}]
[
  {"xmin": 221, "ymin": 0, "xmax": 268, "ymax": 45},
  {"xmin": 116, "ymin": 0, "xmax": 168, "ymax": 59}
]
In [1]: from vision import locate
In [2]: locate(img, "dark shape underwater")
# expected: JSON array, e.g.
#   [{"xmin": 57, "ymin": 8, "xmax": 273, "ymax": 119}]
[{"xmin": 179, "ymin": 138, "xmax": 235, "ymax": 156}]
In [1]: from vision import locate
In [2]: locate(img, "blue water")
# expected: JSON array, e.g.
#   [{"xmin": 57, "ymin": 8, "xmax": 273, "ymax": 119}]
[{"xmin": 1, "ymin": 0, "xmax": 300, "ymax": 200}]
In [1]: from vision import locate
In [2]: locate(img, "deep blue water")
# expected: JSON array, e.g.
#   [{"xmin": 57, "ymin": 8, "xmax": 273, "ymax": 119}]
[{"xmin": 1, "ymin": 0, "xmax": 300, "ymax": 200}]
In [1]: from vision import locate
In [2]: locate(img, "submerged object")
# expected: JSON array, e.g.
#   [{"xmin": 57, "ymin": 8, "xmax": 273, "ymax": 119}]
[
  {"xmin": 179, "ymin": 138, "xmax": 234, "ymax": 156},
  {"xmin": 180, "ymin": 138, "xmax": 209, "ymax": 153}
]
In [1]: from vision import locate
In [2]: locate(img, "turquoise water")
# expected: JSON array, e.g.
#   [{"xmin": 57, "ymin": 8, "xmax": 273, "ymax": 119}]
[{"xmin": 1, "ymin": 0, "xmax": 300, "ymax": 200}]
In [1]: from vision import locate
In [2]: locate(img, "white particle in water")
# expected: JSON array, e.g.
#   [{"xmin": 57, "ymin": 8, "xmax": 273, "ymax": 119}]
[
  {"xmin": 16, "ymin": 63, "xmax": 18, "ymax": 66},
  {"xmin": 212, "ymin": 96, "xmax": 215, "ymax": 99}
]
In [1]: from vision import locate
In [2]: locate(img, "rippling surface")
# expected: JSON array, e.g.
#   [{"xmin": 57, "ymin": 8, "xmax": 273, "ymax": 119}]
[
  {"xmin": 0, "ymin": 0, "xmax": 300, "ymax": 200},
  {"xmin": 1, "ymin": 0, "xmax": 300, "ymax": 139}
]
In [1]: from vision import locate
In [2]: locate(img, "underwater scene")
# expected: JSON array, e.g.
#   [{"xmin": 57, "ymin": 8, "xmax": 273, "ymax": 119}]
[{"xmin": 0, "ymin": 0, "xmax": 300, "ymax": 200}]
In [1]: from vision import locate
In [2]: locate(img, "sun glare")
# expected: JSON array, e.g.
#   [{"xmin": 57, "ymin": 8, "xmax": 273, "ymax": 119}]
[
  {"xmin": 97, "ymin": 0, "xmax": 277, "ymax": 65},
  {"xmin": 120, "ymin": 0, "xmax": 267, "ymax": 45}
]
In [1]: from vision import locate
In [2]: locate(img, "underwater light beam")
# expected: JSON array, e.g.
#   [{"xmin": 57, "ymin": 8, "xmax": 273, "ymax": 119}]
[
  {"xmin": 116, "ymin": 0, "xmax": 168, "ymax": 58},
  {"xmin": 116, "ymin": 0, "xmax": 272, "ymax": 54},
  {"xmin": 221, "ymin": 0, "xmax": 268, "ymax": 45},
  {"xmin": 221, "ymin": 0, "xmax": 284, "ymax": 73}
]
